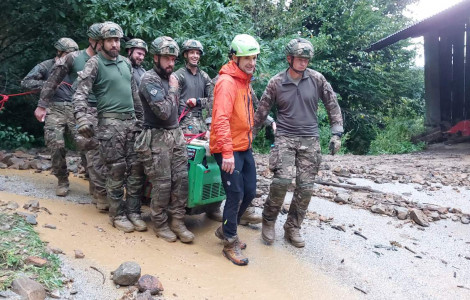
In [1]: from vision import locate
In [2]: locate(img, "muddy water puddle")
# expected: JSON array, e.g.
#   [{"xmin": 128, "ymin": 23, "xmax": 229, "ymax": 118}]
[{"xmin": 1, "ymin": 170, "xmax": 353, "ymax": 299}]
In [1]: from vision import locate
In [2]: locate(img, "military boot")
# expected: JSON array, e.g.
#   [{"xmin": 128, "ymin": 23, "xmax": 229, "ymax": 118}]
[
  {"xmin": 222, "ymin": 236, "xmax": 248, "ymax": 266},
  {"xmin": 284, "ymin": 226, "xmax": 305, "ymax": 248},
  {"xmin": 153, "ymin": 223, "xmax": 177, "ymax": 243},
  {"xmin": 261, "ymin": 217, "xmax": 276, "ymax": 245},
  {"xmin": 128, "ymin": 213, "xmax": 147, "ymax": 232},
  {"xmin": 55, "ymin": 177, "xmax": 69, "ymax": 197},
  {"xmin": 94, "ymin": 193, "xmax": 109, "ymax": 213},
  {"xmin": 240, "ymin": 206, "xmax": 262, "ymax": 225},
  {"xmin": 112, "ymin": 215, "xmax": 135, "ymax": 233},
  {"xmin": 170, "ymin": 218, "xmax": 194, "ymax": 243},
  {"xmin": 215, "ymin": 226, "xmax": 246, "ymax": 250}
]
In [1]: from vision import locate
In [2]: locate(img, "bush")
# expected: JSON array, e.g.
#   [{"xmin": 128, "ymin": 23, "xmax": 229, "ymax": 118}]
[
  {"xmin": 0, "ymin": 123, "xmax": 35, "ymax": 150},
  {"xmin": 368, "ymin": 117, "xmax": 426, "ymax": 154}
]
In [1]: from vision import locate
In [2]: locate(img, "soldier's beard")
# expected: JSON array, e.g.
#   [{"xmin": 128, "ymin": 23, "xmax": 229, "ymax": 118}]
[
  {"xmin": 130, "ymin": 56, "xmax": 141, "ymax": 67},
  {"xmin": 103, "ymin": 47, "xmax": 119, "ymax": 58},
  {"xmin": 155, "ymin": 61, "xmax": 173, "ymax": 79}
]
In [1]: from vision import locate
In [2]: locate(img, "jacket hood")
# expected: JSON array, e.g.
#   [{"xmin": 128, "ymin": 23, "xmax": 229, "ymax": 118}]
[{"xmin": 219, "ymin": 60, "xmax": 252, "ymax": 82}]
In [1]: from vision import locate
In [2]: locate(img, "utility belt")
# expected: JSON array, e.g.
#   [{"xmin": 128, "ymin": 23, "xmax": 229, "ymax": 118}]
[{"xmin": 98, "ymin": 112, "xmax": 135, "ymax": 120}]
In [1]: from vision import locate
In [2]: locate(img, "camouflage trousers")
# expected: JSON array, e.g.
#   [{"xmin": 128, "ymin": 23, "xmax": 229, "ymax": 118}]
[
  {"xmin": 263, "ymin": 135, "xmax": 322, "ymax": 230},
  {"xmin": 44, "ymin": 102, "xmax": 82, "ymax": 179},
  {"xmin": 135, "ymin": 127, "xmax": 188, "ymax": 226},
  {"xmin": 77, "ymin": 107, "xmax": 107, "ymax": 197},
  {"xmin": 96, "ymin": 117, "xmax": 144, "ymax": 217},
  {"xmin": 179, "ymin": 115, "xmax": 207, "ymax": 135}
]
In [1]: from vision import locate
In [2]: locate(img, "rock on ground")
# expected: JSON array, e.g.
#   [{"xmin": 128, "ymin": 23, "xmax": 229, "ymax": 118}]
[
  {"xmin": 10, "ymin": 276, "xmax": 46, "ymax": 300},
  {"xmin": 113, "ymin": 262, "xmax": 141, "ymax": 286}
]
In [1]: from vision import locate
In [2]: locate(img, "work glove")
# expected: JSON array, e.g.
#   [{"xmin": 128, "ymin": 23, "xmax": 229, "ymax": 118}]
[
  {"xmin": 329, "ymin": 134, "xmax": 341, "ymax": 155},
  {"xmin": 77, "ymin": 118, "xmax": 94, "ymax": 138}
]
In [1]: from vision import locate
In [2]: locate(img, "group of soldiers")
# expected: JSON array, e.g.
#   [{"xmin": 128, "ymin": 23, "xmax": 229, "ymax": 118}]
[{"xmin": 21, "ymin": 21, "xmax": 343, "ymax": 266}]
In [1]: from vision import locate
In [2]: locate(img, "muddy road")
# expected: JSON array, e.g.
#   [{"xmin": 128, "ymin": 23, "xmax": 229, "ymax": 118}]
[{"xmin": 1, "ymin": 142, "xmax": 470, "ymax": 299}]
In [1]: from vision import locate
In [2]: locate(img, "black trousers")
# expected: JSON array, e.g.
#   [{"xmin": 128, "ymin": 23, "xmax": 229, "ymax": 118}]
[{"xmin": 214, "ymin": 149, "xmax": 257, "ymax": 238}]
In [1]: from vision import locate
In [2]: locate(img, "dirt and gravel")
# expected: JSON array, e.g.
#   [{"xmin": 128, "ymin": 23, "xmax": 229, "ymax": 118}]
[{"xmin": 0, "ymin": 143, "xmax": 469, "ymax": 299}]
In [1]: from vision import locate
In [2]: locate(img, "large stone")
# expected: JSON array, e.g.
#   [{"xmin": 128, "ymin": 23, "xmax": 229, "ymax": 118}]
[
  {"xmin": 16, "ymin": 212, "xmax": 38, "ymax": 225},
  {"xmin": 370, "ymin": 204, "xmax": 387, "ymax": 215},
  {"xmin": 6, "ymin": 201, "xmax": 19, "ymax": 210},
  {"xmin": 23, "ymin": 200, "xmax": 40, "ymax": 210},
  {"xmin": 112, "ymin": 262, "xmax": 141, "ymax": 286},
  {"xmin": 11, "ymin": 276, "xmax": 46, "ymax": 300},
  {"xmin": 394, "ymin": 207, "xmax": 409, "ymax": 220},
  {"xmin": 137, "ymin": 274, "xmax": 164, "ymax": 295},
  {"xmin": 334, "ymin": 193, "xmax": 349, "ymax": 204},
  {"xmin": 461, "ymin": 215, "xmax": 470, "ymax": 224},
  {"xmin": 410, "ymin": 209, "xmax": 430, "ymax": 227}
]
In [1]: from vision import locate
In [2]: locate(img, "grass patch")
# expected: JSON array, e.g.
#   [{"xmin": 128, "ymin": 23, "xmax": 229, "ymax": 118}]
[{"xmin": 0, "ymin": 213, "xmax": 63, "ymax": 291}]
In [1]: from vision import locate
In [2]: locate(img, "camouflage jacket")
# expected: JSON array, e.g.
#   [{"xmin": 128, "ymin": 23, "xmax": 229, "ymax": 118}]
[
  {"xmin": 139, "ymin": 66, "xmax": 179, "ymax": 130},
  {"xmin": 253, "ymin": 68, "xmax": 343, "ymax": 137},
  {"xmin": 73, "ymin": 54, "xmax": 143, "ymax": 124},
  {"xmin": 174, "ymin": 64, "xmax": 211, "ymax": 116},
  {"xmin": 132, "ymin": 65, "xmax": 146, "ymax": 87},
  {"xmin": 21, "ymin": 58, "xmax": 73, "ymax": 103}
]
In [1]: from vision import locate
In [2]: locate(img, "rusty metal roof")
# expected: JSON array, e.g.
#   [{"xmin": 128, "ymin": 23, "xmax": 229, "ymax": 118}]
[{"xmin": 366, "ymin": 0, "xmax": 470, "ymax": 52}]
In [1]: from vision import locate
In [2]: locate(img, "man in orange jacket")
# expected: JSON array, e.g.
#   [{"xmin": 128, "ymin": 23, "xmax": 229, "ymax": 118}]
[{"xmin": 210, "ymin": 34, "xmax": 260, "ymax": 266}]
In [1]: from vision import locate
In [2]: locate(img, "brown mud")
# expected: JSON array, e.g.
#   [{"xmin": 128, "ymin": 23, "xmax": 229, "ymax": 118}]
[{"xmin": 0, "ymin": 169, "xmax": 354, "ymax": 299}]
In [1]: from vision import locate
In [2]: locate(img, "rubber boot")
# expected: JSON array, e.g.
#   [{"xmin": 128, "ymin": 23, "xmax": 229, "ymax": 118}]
[
  {"xmin": 215, "ymin": 226, "xmax": 246, "ymax": 250},
  {"xmin": 170, "ymin": 218, "xmax": 194, "ymax": 243},
  {"xmin": 112, "ymin": 215, "xmax": 135, "ymax": 233},
  {"xmin": 261, "ymin": 218, "xmax": 276, "ymax": 245},
  {"xmin": 94, "ymin": 193, "xmax": 109, "ymax": 213},
  {"xmin": 55, "ymin": 177, "xmax": 69, "ymax": 197},
  {"xmin": 284, "ymin": 226, "xmax": 305, "ymax": 248},
  {"xmin": 240, "ymin": 206, "xmax": 262, "ymax": 225},
  {"xmin": 128, "ymin": 213, "xmax": 147, "ymax": 232},
  {"xmin": 153, "ymin": 223, "xmax": 177, "ymax": 243},
  {"xmin": 223, "ymin": 236, "xmax": 248, "ymax": 266}
]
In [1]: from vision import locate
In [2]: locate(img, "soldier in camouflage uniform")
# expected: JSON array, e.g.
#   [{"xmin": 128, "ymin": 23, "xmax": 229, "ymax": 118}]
[
  {"xmin": 253, "ymin": 38, "xmax": 343, "ymax": 248},
  {"xmin": 173, "ymin": 39, "xmax": 225, "ymax": 221},
  {"xmin": 73, "ymin": 22, "xmax": 146, "ymax": 233},
  {"xmin": 22, "ymin": 38, "xmax": 79, "ymax": 197},
  {"xmin": 137, "ymin": 36, "xmax": 194, "ymax": 243},
  {"xmin": 37, "ymin": 23, "xmax": 108, "ymax": 208},
  {"xmin": 125, "ymin": 38, "xmax": 148, "ymax": 86}
]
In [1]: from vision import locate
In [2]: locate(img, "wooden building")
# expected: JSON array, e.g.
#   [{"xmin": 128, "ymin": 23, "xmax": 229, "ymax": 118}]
[{"xmin": 367, "ymin": 0, "xmax": 470, "ymax": 132}]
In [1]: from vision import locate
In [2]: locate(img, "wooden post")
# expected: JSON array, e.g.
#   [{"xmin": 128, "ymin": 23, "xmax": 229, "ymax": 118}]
[
  {"xmin": 439, "ymin": 28, "xmax": 453, "ymax": 128},
  {"xmin": 424, "ymin": 32, "xmax": 441, "ymax": 128},
  {"xmin": 451, "ymin": 22, "xmax": 466, "ymax": 123}
]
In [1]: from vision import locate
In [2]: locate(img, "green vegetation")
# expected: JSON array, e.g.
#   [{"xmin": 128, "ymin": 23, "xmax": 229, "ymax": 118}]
[
  {"xmin": 0, "ymin": 124, "xmax": 36, "ymax": 150},
  {"xmin": 0, "ymin": 214, "xmax": 63, "ymax": 291},
  {"xmin": 0, "ymin": 0, "xmax": 424, "ymax": 154}
]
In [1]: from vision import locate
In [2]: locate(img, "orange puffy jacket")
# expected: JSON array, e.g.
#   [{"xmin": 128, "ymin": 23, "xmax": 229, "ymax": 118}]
[{"xmin": 210, "ymin": 60, "xmax": 254, "ymax": 159}]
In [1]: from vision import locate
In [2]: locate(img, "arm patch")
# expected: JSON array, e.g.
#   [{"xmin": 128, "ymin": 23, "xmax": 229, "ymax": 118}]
[{"xmin": 146, "ymin": 84, "xmax": 164, "ymax": 102}]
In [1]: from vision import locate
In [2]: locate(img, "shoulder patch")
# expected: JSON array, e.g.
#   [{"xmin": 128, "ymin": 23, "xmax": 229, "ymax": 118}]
[{"xmin": 146, "ymin": 83, "xmax": 164, "ymax": 102}]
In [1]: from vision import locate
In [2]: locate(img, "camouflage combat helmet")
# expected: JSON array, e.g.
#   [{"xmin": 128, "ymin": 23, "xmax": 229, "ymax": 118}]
[
  {"xmin": 182, "ymin": 39, "xmax": 204, "ymax": 56},
  {"xmin": 125, "ymin": 38, "xmax": 148, "ymax": 52},
  {"xmin": 100, "ymin": 22, "xmax": 123, "ymax": 39},
  {"xmin": 230, "ymin": 34, "xmax": 260, "ymax": 57},
  {"xmin": 54, "ymin": 38, "xmax": 79, "ymax": 52},
  {"xmin": 285, "ymin": 38, "xmax": 314, "ymax": 59},
  {"xmin": 87, "ymin": 23, "xmax": 103, "ymax": 40},
  {"xmin": 150, "ymin": 36, "xmax": 179, "ymax": 56}
]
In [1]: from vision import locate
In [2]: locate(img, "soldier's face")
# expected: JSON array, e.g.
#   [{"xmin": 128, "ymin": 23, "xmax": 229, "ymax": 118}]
[
  {"xmin": 184, "ymin": 50, "xmax": 200, "ymax": 67},
  {"xmin": 102, "ymin": 37, "xmax": 120, "ymax": 58},
  {"xmin": 155, "ymin": 55, "xmax": 176, "ymax": 76},
  {"xmin": 129, "ymin": 48, "xmax": 146, "ymax": 66},
  {"xmin": 234, "ymin": 54, "xmax": 257, "ymax": 75},
  {"xmin": 288, "ymin": 56, "xmax": 309, "ymax": 72}
]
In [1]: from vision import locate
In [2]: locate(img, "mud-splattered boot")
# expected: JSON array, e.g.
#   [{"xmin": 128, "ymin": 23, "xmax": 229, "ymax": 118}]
[
  {"xmin": 153, "ymin": 223, "xmax": 177, "ymax": 243},
  {"xmin": 94, "ymin": 193, "xmax": 109, "ymax": 213},
  {"xmin": 223, "ymin": 236, "xmax": 248, "ymax": 266},
  {"xmin": 55, "ymin": 177, "xmax": 69, "ymax": 197},
  {"xmin": 284, "ymin": 226, "xmax": 305, "ymax": 248},
  {"xmin": 170, "ymin": 218, "xmax": 194, "ymax": 243},
  {"xmin": 215, "ymin": 226, "xmax": 246, "ymax": 250},
  {"xmin": 261, "ymin": 217, "xmax": 276, "ymax": 245},
  {"xmin": 112, "ymin": 215, "xmax": 135, "ymax": 233},
  {"xmin": 128, "ymin": 213, "xmax": 147, "ymax": 232},
  {"xmin": 240, "ymin": 206, "xmax": 262, "ymax": 225},
  {"xmin": 206, "ymin": 210, "xmax": 223, "ymax": 222}
]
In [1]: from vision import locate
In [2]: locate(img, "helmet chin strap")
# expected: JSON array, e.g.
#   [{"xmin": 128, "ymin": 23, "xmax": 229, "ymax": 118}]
[{"xmin": 91, "ymin": 41, "xmax": 99, "ymax": 54}]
